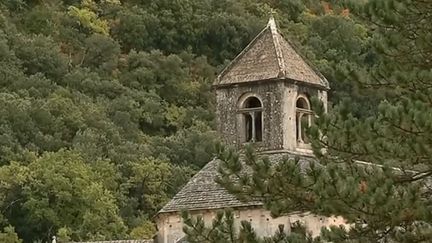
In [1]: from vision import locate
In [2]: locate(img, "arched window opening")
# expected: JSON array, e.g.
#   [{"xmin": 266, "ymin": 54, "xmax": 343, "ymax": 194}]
[
  {"xmin": 296, "ymin": 98, "xmax": 309, "ymax": 109},
  {"xmin": 296, "ymin": 97, "xmax": 312, "ymax": 144},
  {"xmin": 240, "ymin": 96, "xmax": 263, "ymax": 143},
  {"xmin": 245, "ymin": 97, "xmax": 262, "ymax": 108}
]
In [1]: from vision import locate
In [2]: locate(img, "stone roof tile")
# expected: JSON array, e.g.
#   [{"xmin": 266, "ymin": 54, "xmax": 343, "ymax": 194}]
[{"xmin": 159, "ymin": 152, "xmax": 314, "ymax": 213}]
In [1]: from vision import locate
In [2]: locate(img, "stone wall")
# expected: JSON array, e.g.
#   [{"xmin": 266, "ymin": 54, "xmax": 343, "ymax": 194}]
[
  {"xmin": 281, "ymin": 82, "xmax": 326, "ymax": 153},
  {"xmin": 215, "ymin": 81, "xmax": 285, "ymax": 151},
  {"xmin": 215, "ymin": 80, "xmax": 327, "ymax": 154},
  {"xmin": 156, "ymin": 207, "xmax": 345, "ymax": 243}
]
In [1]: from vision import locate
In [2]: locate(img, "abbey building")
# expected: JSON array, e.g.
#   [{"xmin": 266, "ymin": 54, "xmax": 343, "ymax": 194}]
[{"xmin": 155, "ymin": 17, "xmax": 344, "ymax": 243}]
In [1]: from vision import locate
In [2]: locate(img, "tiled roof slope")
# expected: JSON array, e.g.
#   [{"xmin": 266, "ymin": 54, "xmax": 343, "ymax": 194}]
[
  {"xmin": 159, "ymin": 158, "xmax": 261, "ymax": 213},
  {"xmin": 159, "ymin": 152, "xmax": 314, "ymax": 213},
  {"xmin": 215, "ymin": 17, "xmax": 329, "ymax": 89}
]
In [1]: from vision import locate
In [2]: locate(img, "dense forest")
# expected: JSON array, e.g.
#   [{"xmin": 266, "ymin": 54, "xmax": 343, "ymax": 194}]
[{"xmin": 0, "ymin": 0, "xmax": 375, "ymax": 242}]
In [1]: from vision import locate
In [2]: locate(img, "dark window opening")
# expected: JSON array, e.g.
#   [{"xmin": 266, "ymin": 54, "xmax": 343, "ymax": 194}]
[
  {"xmin": 255, "ymin": 111, "xmax": 262, "ymax": 141},
  {"xmin": 296, "ymin": 97, "xmax": 312, "ymax": 144},
  {"xmin": 245, "ymin": 113, "xmax": 253, "ymax": 142},
  {"xmin": 296, "ymin": 98, "xmax": 309, "ymax": 109},
  {"xmin": 301, "ymin": 114, "xmax": 310, "ymax": 144},
  {"xmin": 245, "ymin": 97, "xmax": 262, "ymax": 108},
  {"xmin": 240, "ymin": 96, "xmax": 263, "ymax": 143}
]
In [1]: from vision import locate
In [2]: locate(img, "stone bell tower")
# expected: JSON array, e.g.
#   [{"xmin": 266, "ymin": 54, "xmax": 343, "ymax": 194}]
[
  {"xmin": 213, "ymin": 17, "xmax": 329, "ymax": 154},
  {"xmin": 156, "ymin": 19, "xmax": 339, "ymax": 243}
]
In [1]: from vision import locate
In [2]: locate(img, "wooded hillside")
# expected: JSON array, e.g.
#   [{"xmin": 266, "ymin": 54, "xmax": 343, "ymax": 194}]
[{"xmin": 0, "ymin": 0, "xmax": 373, "ymax": 242}]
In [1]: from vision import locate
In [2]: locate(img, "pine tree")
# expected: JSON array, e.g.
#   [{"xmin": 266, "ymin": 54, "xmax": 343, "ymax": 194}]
[
  {"xmin": 182, "ymin": 209, "xmax": 319, "ymax": 243},
  {"xmin": 184, "ymin": 0, "xmax": 432, "ymax": 242}
]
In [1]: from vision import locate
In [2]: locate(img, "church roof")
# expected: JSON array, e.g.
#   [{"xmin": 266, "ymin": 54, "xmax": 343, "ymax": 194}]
[
  {"xmin": 214, "ymin": 17, "xmax": 329, "ymax": 89},
  {"xmin": 159, "ymin": 153, "xmax": 314, "ymax": 213}
]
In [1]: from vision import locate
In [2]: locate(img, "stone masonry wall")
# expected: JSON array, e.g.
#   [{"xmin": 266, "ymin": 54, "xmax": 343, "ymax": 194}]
[
  {"xmin": 281, "ymin": 82, "xmax": 324, "ymax": 152},
  {"xmin": 156, "ymin": 208, "xmax": 345, "ymax": 243},
  {"xmin": 216, "ymin": 80, "xmax": 326, "ymax": 153},
  {"xmin": 215, "ymin": 81, "xmax": 285, "ymax": 151}
]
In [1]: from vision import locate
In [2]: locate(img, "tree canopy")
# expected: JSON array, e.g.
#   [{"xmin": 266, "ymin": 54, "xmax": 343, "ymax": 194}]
[
  {"xmin": 0, "ymin": 0, "xmax": 376, "ymax": 242},
  {"xmin": 183, "ymin": 0, "xmax": 432, "ymax": 242}
]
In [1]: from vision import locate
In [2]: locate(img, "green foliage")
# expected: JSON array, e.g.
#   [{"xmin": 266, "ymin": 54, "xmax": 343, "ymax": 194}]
[
  {"xmin": 196, "ymin": 0, "xmax": 432, "ymax": 242},
  {"xmin": 126, "ymin": 158, "xmax": 172, "ymax": 217},
  {"xmin": 12, "ymin": 34, "xmax": 68, "ymax": 81},
  {"xmin": 82, "ymin": 34, "xmax": 121, "ymax": 74},
  {"xmin": 56, "ymin": 227, "xmax": 71, "ymax": 243},
  {"xmin": 111, "ymin": 0, "xmax": 265, "ymax": 64},
  {"xmin": 1, "ymin": 151, "xmax": 127, "ymax": 242},
  {"xmin": 0, "ymin": 0, "xmax": 387, "ymax": 241},
  {"xmin": 129, "ymin": 221, "xmax": 156, "ymax": 240},
  {"xmin": 0, "ymin": 226, "xmax": 22, "ymax": 243},
  {"xmin": 182, "ymin": 209, "xmax": 320, "ymax": 243},
  {"xmin": 67, "ymin": 0, "xmax": 120, "ymax": 36}
]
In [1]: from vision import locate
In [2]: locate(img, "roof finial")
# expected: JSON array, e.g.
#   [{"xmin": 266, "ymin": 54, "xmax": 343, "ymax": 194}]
[{"xmin": 267, "ymin": 10, "xmax": 277, "ymax": 30}]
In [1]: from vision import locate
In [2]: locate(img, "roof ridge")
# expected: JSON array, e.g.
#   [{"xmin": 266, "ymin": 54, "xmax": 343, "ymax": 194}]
[
  {"xmin": 268, "ymin": 17, "xmax": 286, "ymax": 78},
  {"xmin": 279, "ymin": 32, "xmax": 330, "ymax": 88}
]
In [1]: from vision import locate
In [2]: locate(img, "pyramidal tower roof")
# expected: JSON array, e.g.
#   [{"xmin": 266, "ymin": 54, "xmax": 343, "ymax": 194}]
[{"xmin": 214, "ymin": 17, "xmax": 329, "ymax": 89}]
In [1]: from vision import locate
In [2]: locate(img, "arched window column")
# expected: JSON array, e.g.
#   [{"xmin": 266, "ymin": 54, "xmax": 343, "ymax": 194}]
[
  {"xmin": 239, "ymin": 96, "xmax": 263, "ymax": 143},
  {"xmin": 296, "ymin": 96, "xmax": 312, "ymax": 144}
]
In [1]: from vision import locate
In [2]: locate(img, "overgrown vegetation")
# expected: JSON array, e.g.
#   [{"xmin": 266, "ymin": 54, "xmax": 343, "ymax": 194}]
[
  {"xmin": 0, "ymin": 0, "xmax": 374, "ymax": 242},
  {"xmin": 184, "ymin": 0, "xmax": 432, "ymax": 242}
]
